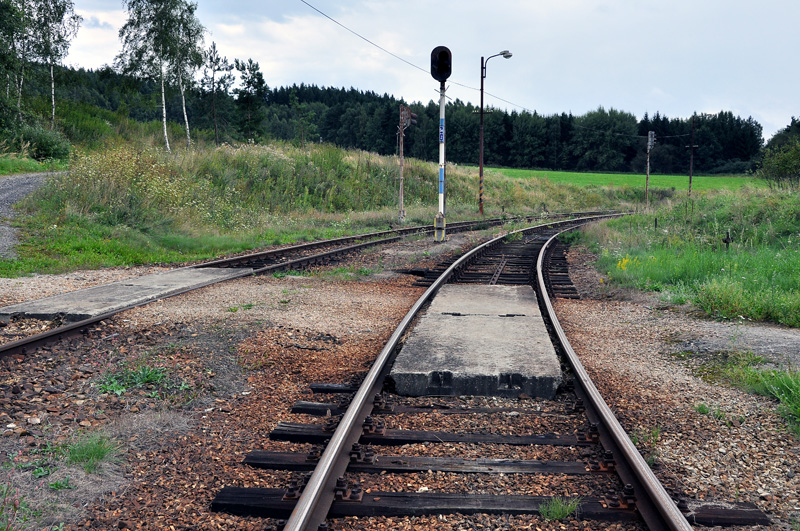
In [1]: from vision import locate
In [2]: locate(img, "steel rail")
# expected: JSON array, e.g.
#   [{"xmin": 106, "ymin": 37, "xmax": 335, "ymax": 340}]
[
  {"xmin": 536, "ymin": 229, "xmax": 692, "ymax": 531},
  {"xmin": 282, "ymin": 214, "xmax": 618, "ymax": 531},
  {"xmin": 0, "ymin": 235, "xmax": 404, "ymax": 358},
  {"xmin": 0, "ymin": 212, "xmax": 610, "ymax": 359}
]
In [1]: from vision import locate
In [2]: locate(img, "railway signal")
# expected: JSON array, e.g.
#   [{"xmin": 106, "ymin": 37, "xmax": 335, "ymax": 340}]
[
  {"xmin": 430, "ymin": 46, "xmax": 452, "ymax": 82},
  {"xmin": 430, "ymin": 46, "xmax": 452, "ymax": 242}
]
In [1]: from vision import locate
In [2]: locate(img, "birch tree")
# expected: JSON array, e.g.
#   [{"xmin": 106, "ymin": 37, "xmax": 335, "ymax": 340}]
[
  {"xmin": 0, "ymin": 0, "xmax": 23, "ymax": 131},
  {"xmin": 0, "ymin": 0, "xmax": 22, "ymax": 99},
  {"xmin": 116, "ymin": 0, "xmax": 196, "ymax": 152},
  {"xmin": 170, "ymin": 2, "xmax": 203, "ymax": 147},
  {"xmin": 32, "ymin": 0, "xmax": 81, "ymax": 128},
  {"xmin": 8, "ymin": 0, "xmax": 35, "ymax": 118}
]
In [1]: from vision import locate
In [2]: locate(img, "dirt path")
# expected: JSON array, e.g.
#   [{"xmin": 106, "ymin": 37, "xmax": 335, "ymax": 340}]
[{"xmin": 0, "ymin": 172, "xmax": 58, "ymax": 259}]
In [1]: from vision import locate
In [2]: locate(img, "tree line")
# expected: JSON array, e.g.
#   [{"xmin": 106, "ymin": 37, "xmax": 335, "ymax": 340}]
[{"xmin": 3, "ymin": 0, "xmax": 795, "ymax": 178}]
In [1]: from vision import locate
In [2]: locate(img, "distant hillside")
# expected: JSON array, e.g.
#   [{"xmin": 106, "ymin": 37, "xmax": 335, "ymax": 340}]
[{"xmin": 7, "ymin": 62, "xmax": 770, "ymax": 174}]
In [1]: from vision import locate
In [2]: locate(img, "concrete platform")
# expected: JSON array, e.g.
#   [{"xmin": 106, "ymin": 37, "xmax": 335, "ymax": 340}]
[
  {"xmin": 0, "ymin": 267, "xmax": 255, "ymax": 322},
  {"xmin": 389, "ymin": 284, "xmax": 561, "ymax": 398}
]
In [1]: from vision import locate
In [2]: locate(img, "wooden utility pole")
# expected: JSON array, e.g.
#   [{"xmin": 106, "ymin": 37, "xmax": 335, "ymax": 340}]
[
  {"xmin": 686, "ymin": 115, "xmax": 698, "ymax": 198},
  {"xmin": 646, "ymin": 131, "xmax": 655, "ymax": 208},
  {"xmin": 397, "ymin": 105, "xmax": 417, "ymax": 223}
]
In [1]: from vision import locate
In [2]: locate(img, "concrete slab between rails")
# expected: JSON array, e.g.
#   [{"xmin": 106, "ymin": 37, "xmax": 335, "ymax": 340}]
[
  {"xmin": 388, "ymin": 284, "xmax": 562, "ymax": 399},
  {"xmin": 0, "ymin": 267, "xmax": 255, "ymax": 322}
]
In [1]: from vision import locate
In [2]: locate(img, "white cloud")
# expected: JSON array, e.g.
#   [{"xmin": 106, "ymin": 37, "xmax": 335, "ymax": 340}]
[
  {"xmin": 65, "ymin": 0, "xmax": 800, "ymax": 139},
  {"xmin": 67, "ymin": 9, "xmax": 125, "ymax": 69}
]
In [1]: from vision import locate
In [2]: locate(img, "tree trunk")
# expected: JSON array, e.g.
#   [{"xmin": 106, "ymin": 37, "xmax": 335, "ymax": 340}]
[
  {"xmin": 179, "ymin": 73, "xmax": 191, "ymax": 147},
  {"xmin": 16, "ymin": 68, "xmax": 24, "ymax": 121},
  {"xmin": 50, "ymin": 63, "xmax": 55, "ymax": 129},
  {"xmin": 160, "ymin": 70, "xmax": 171, "ymax": 153}
]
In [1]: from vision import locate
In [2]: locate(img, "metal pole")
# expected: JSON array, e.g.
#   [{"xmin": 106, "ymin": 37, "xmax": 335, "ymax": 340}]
[
  {"xmin": 479, "ymin": 56, "xmax": 485, "ymax": 216},
  {"xmin": 434, "ymin": 81, "xmax": 447, "ymax": 242},
  {"xmin": 476, "ymin": 51, "xmax": 510, "ymax": 216}
]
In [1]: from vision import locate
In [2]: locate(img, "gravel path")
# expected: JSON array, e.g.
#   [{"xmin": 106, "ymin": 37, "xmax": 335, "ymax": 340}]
[{"xmin": 0, "ymin": 172, "xmax": 56, "ymax": 258}]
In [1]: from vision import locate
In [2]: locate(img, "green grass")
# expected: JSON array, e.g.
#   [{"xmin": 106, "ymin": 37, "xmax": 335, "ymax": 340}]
[
  {"xmin": 689, "ymin": 351, "xmax": 800, "ymax": 436},
  {"xmin": 539, "ymin": 496, "xmax": 582, "ymax": 521},
  {"xmin": 726, "ymin": 366, "xmax": 800, "ymax": 436},
  {"xmin": 579, "ymin": 187, "xmax": 800, "ymax": 328},
  {"xmin": 1, "ymin": 141, "xmax": 634, "ymax": 277},
  {"xmin": 98, "ymin": 364, "xmax": 168, "ymax": 396},
  {"xmin": 495, "ymin": 167, "xmax": 763, "ymax": 191},
  {"xmin": 67, "ymin": 432, "xmax": 117, "ymax": 474},
  {"xmin": 0, "ymin": 157, "xmax": 66, "ymax": 176}
]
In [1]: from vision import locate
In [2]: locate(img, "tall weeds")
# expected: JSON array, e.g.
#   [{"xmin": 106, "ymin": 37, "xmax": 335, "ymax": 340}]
[{"xmin": 5, "ymin": 140, "xmax": 625, "ymax": 276}]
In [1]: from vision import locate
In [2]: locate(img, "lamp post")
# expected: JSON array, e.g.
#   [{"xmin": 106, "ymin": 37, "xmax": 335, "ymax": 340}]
[{"xmin": 479, "ymin": 50, "xmax": 512, "ymax": 216}]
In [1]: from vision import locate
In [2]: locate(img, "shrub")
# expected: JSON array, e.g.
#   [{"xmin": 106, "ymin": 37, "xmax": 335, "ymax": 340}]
[
  {"xmin": 757, "ymin": 141, "xmax": 800, "ymax": 188},
  {"xmin": 18, "ymin": 124, "xmax": 71, "ymax": 161}
]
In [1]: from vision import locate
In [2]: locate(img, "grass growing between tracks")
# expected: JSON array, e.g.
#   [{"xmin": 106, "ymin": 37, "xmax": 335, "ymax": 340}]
[
  {"xmin": 1, "ymin": 141, "xmax": 634, "ymax": 277},
  {"xmin": 578, "ymin": 187, "xmax": 800, "ymax": 327},
  {"xmin": 539, "ymin": 496, "xmax": 582, "ymax": 521}
]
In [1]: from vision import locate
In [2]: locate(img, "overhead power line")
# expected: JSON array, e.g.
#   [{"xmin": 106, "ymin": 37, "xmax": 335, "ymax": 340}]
[
  {"xmin": 297, "ymin": 0, "xmax": 694, "ymax": 140},
  {"xmin": 297, "ymin": 0, "xmax": 532, "ymax": 112},
  {"xmin": 298, "ymin": 0, "xmax": 427, "ymax": 76}
]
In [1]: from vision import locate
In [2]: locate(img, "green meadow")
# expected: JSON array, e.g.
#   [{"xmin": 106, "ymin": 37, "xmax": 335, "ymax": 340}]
[{"xmin": 493, "ymin": 167, "xmax": 763, "ymax": 191}]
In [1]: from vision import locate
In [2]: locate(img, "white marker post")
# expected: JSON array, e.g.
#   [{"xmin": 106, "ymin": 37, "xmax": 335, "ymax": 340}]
[{"xmin": 430, "ymin": 46, "xmax": 452, "ymax": 242}]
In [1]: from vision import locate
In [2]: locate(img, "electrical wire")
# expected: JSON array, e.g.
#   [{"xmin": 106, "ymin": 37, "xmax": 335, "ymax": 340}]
[
  {"xmin": 297, "ymin": 0, "xmax": 530, "ymax": 111},
  {"xmin": 298, "ymin": 0, "xmax": 428, "ymax": 76},
  {"xmin": 297, "ymin": 0, "xmax": 692, "ymax": 141}
]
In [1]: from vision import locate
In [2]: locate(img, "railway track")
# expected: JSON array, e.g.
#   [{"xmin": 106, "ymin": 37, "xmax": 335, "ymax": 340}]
[
  {"xmin": 1, "ymin": 212, "xmax": 601, "ymax": 359},
  {"xmin": 210, "ymin": 214, "xmax": 769, "ymax": 530}
]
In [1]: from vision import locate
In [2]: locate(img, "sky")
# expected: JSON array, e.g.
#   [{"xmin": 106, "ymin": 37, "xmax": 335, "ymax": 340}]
[{"xmin": 67, "ymin": 0, "xmax": 799, "ymax": 140}]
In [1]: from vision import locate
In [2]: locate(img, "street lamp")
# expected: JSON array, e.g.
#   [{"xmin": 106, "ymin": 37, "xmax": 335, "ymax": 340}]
[{"xmin": 479, "ymin": 50, "xmax": 512, "ymax": 215}]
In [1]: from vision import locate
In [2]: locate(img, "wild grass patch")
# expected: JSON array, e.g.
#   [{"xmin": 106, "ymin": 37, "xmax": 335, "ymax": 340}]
[
  {"xmin": 67, "ymin": 433, "xmax": 118, "ymax": 474},
  {"xmin": 725, "ymin": 367, "xmax": 800, "ymax": 436},
  {"xmin": 580, "ymin": 188, "xmax": 800, "ymax": 327}
]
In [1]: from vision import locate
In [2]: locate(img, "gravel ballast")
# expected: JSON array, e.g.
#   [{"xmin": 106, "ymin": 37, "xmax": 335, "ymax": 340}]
[{"xmin": 0, "ymin": 235, "xmax": 798, "ymax": 530}]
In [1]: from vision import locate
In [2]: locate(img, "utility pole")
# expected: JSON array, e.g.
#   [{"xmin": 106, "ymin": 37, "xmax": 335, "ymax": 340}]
[
  {"xmin": 646, "ymin": 131, "xmax": 655, "ymax": 208},
  {"xmin": 397, "ymin": 105, "xmax": 417, "ymax": 223},
  {"xmin": 686, "ymin": 115, "xmax": 698, "ymax": 198}
]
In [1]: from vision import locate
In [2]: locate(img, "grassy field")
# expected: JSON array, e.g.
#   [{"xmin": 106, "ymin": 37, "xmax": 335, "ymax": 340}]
[
  {"xmin": 0, "ymin": 142, "xmax": 635, "ymax": 277},
  {"xmin": 493, "ymin": 167, "xmax": 764, "ymax": 191}
]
